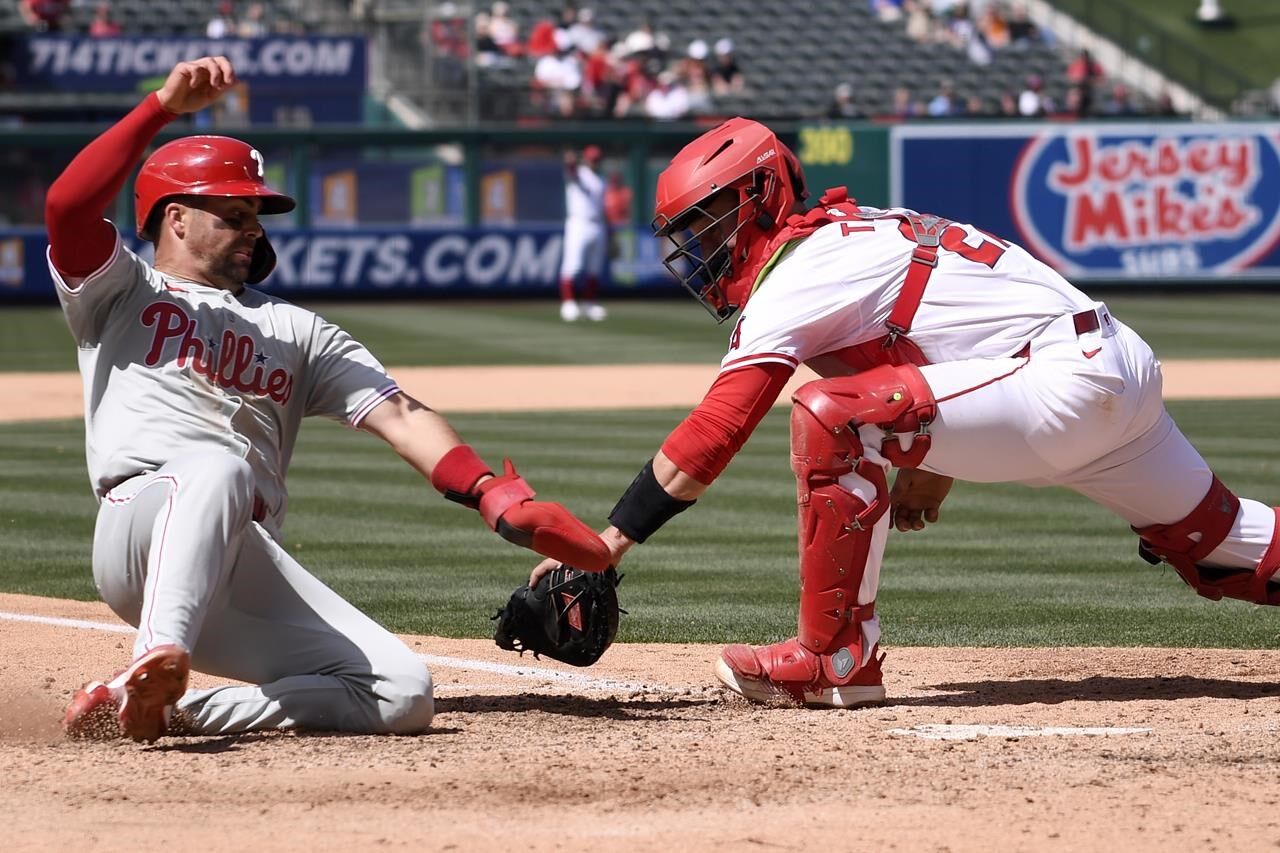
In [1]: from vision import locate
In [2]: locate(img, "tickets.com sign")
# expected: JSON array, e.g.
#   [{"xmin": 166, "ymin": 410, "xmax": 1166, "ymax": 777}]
[
  {"xmin": 15, "ymin": 35, "xmax": 365, "ymax": 91},
  {"xmin": 894, "ymin": 124, "xmax": 1280, "ymax": 281},
  {"xmin": 0, "ymin": 227, "xmax": 675, "ymax": 301}
]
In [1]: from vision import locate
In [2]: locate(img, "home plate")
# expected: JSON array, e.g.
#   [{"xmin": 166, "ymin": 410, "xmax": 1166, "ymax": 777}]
[{"xmin": 889, "ymin": 724, "xmax": 1152, "ymax": 741}]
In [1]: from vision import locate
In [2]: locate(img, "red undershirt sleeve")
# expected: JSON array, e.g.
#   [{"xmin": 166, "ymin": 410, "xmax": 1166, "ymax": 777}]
[
  {"xmin": 660, "ymin": 362, "xmax": 795, "ymax": 485},
  {"xmin": 45, "ymin": 92, "xmax": 178, "ymax": 276}
]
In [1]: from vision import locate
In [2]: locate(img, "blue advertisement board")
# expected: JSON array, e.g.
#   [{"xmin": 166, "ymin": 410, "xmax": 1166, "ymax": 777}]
[
  {"xmin": 0, "ymin": 226, "xmax": 676, "ymax": 302},
  {"xmin": 13, "ymin": 36, "xmax": 366, "ymax": 124},
  {"xmin": 892, "ymin": 124, "xmax": 1280, "ymax": 281}
]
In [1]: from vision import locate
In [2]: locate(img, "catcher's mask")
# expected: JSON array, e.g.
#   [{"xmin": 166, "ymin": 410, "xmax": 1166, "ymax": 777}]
[
  {"xmin": 135, "ymin": 135, "xmax": 296, "ymax": 284},
  {"xmin": 652, "ymin": 117, "xmax": 807, "ymax": 322}
]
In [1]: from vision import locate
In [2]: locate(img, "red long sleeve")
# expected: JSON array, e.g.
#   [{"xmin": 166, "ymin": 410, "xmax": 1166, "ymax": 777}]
[
  {"xmin": 45, "ymin": 92, "xmax": 177, "ymax": 276},
  {"xmin": 660, "ymin": 362, "xmax": 794, "ymax": 485}
]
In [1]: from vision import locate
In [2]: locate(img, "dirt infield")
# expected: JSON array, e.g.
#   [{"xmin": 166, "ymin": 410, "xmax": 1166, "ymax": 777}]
[
  {"xmin": 3, "ymin": 593, "xmax": 1280, "ymax": 852},
  {"xmin": 2, "ymin": 365, "xmax": 1279, "ymax": 851},
  {"xmin": 4, "ymin": 358, "xmax": 1280, "ymax": 422}
]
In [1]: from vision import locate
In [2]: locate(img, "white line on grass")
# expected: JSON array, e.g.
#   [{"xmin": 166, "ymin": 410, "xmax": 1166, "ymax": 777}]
[{"xmin": 0, "ymin": 610, "xmax": 675, "ymax": 694}]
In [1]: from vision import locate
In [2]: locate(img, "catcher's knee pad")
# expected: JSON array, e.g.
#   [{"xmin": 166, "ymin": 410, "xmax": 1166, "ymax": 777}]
[{"xmin": 1134, "ymin": 476, "xmax": 1280, "ymax": 605}]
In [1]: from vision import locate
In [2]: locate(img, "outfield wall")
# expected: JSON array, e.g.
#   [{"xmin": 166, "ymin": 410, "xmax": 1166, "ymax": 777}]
[{"xmin": 4, "ymin": 120, "xmax": 1278, "ymax": 302}]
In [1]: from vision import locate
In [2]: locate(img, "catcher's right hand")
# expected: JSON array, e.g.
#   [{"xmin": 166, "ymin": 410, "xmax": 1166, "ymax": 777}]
[
  {"xmin": 492, "ymin": 565, "xmax": 623, "ymax": 667},
  {"xmin": 889, "ymin": 468, "xmax": 954, "ymax": 532}
]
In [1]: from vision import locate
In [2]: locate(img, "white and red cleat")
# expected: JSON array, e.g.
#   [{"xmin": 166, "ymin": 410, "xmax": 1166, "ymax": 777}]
[
  {"xmin": 63, "ymin": 644, "xmax": 190, "ymax": 743},
  {"xmin": 714, "ymin": 637, "xmax": 886, "ymax": 708}
]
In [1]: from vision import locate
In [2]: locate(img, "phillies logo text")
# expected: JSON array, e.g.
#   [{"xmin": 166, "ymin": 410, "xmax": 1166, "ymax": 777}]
[{"xmin": 141, "ymin": 302, "xmax": 294, "ymax": 403}]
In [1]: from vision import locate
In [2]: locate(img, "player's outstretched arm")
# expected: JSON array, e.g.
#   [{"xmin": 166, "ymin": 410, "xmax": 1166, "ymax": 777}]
[
  {"xmin": 45, "ymin": 56, "xmax": 237, "ymax": 278},
  {"xmin": 360, "ymin": 393, "xmax": 611, "ymax": 571}
]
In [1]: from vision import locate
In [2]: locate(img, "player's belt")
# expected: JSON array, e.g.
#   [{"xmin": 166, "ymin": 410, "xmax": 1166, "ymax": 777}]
[{"xmin": 1070, "ymin": 305, "xmax": 1114, "ymax": 337}]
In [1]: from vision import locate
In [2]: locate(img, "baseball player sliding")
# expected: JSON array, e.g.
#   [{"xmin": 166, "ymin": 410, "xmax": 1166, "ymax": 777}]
[
  {"xmin": 49, "ymin": 56, "xmax": 608, "ymax": 742},
  {"xmin": 530, "ymin": 117, "xmax": 1280, "ymax": 707}
]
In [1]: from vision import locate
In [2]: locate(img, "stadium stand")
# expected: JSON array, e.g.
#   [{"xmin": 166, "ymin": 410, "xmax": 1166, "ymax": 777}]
[{"xmin": 452, "ymin": 0, "xmax": 1117, "ymax": 122}]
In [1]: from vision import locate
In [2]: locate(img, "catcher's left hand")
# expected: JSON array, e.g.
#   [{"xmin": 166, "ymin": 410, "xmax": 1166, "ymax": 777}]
[{"xmin": 492, "ymin": 566, "xmax": 623, "ymax": 667}]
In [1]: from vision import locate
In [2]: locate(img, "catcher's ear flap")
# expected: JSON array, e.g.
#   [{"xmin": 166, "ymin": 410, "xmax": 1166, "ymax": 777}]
[{"xmin": 246, "ymin": 229, "xmax": 278, "ymax": 285}]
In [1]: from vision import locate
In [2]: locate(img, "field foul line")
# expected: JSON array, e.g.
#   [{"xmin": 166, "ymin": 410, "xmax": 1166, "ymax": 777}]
[{"xmin": 0, "ymin": 610, "xmax": 676, "ymax": 694}]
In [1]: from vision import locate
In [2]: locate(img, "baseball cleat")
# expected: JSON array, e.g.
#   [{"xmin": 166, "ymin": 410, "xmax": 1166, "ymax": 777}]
[
  {"xmin": 714, "ymin": 638, "xmax": 886, "ymax": 708},
  {"xmin": 584, "ymin": 302, "xmax": 608, "ymax": 322},
  {"xmin": 63, "ymin": 644, "xmax": 191, "ymax": 743},
  {"xmin": 560, "ymin": 300, "xmax": 581, "ymax": 322}
]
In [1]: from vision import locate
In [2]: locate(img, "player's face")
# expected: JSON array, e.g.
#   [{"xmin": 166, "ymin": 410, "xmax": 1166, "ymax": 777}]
[
  {"xmin": 685, "ymin": 189, "xmax": 741, "ymax": 263},
  {"xmin": 180, "ymin": 196, "xmax": 264, "ymax": 288}
]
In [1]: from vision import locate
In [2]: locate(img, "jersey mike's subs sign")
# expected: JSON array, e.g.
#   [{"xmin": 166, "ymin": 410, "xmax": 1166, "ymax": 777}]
[{"xmin": 894, "ymin": 124, "xmax": 1280, "ymax": 282}]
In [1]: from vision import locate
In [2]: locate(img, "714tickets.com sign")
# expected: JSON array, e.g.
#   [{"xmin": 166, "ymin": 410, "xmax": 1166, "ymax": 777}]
[
  {"xmin": 893, "ymin": 125, "xmax": 1280, "ymax": 281},
  {"xmin": 1013, "ymin": 130, "xmax": 1280, "ymax": 278}
]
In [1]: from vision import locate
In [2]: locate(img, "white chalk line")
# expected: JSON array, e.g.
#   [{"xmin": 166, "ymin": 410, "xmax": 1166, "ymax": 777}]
[
  {"xmin": 890, "ymin": 724, "xmax": 1152, "ymax": 741},
  {"xmin": 0, "ymin": 610, "xmax": 678, "ymax": 694}
]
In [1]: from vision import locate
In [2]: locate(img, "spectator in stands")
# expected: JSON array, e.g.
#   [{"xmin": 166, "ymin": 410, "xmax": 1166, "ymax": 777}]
[
  {"xmin": 489, "ymin": 2, "xmax": 521, "ymax": 55},
  {"xmin": 683, "ymin": 57, "xmax": 714, "ymax": 114},
  {"xmin": 904, "ymin": 0, "xmax": 933, "ymax": 43},
  {"xmin": 645, "ymin": 70, "xmax": 691, "ymax": 120},
  {"xmin": 870, "ymin": 0, "xmax": 904, "ymax": 23},
  {"xmin": 21, "ymin": 0, "xmax": 70, "ymax": 32},
  {"xmin": 944, "ymin": 3, "xmax": 991, "ymax": 66},
  {"xmin": 893, "ymin": 86, "xmax": 920, "ymax": 118},
  {"xmin": 206, "ymin": 0, "xmax": 237, "ymax": 39},
  {"xmin": 580, "ymin": 40, "xmax": 618, "ymax": 113},
  {"xmin": 89, "ymin": 2, "xmax": 122, "ymax": 37},
  {"xmin": 474, "ymin": 13, "xmax": 504, "ymax": 67},
  {"xmin": 620, "ymin": 19, "xmax": 669, "ymax": 63},
  {"xmin": 612, "ymin": 56, "xmax": 658, "ymax": 118},
  {"xmin": 711, "ymin": 38, "xmax": 744, "ymax": 96},
  {"xmin": 527, "ymin": 18, "xmax": 559, "ymax": 57},
  {"xmin": 1066, "ymin": 48, "xmax": 1103, "ymax": 114},
  {"xmin": 1102, "ymin": 83, "xmax": 1137, "ymax": 117},
  {"xmin": 978, "ymin": 3, "xmax": 1009, "ymax": 50},
  {"xmin": 1007, "ymin": 2, "xmax": 1040, "ymax": 47},
  {"xmin": 825, "ymin": 82, "xmax": 864, "ymax": 120},
  {"xmin": 533, "ymin": 30, "xmax": 582, "ymax": 116},
  {"xmin": 998, "ymin": 90, "xmax": 1019, "ymax": 117},
  {"xmin": 1018, "ymin": 74, "xmax": 1046, "ymax": 116},
  {"xmin": 1065, "ymin": 84, "xmax": 1090, "ymax": 118},
  {"xmin": 1154, "ymin": 91, "xmax": 1180, "ymax": 117},
  {"xmin": 963, "ymin": 94, "xmax": 988, "ymax": 116},
  {"xmin": 927, "ymin": 79, "xmax": 957, "ymax": 117},
  {"xmin": 568, "ymin": 8, "xmax": 605, "ymax": 54},
  {"xmin": 238, "ymin": 2, "xmax": 268, "ymax": 37}
]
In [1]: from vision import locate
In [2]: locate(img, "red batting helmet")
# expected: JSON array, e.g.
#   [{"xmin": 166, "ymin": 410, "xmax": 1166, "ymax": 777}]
[
  {"xmin": 652, "ymin": 117, "xmax": 807, "ymax": 322},
  {"xmin": 134, "ymin": 135, "xmax": 296, "ymax": 284}
]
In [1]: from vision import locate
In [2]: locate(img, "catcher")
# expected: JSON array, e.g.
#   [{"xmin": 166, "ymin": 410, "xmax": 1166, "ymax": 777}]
[{"xmin": 520, "ymin": 117, "xmax": 1279, "ymax": 707}]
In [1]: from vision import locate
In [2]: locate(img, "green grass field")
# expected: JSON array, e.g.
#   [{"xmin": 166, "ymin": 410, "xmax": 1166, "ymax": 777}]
[
  {"xmin": 1, "ymin": 296, "xmax": 1277, "ymax": 649},
  {"xmin": 4, "ymin": 293, "xmax": 1280, "ymax": 371}
]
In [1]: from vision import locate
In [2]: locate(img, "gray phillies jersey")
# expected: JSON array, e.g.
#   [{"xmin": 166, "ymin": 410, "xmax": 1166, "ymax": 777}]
[{"xmin": 48, "ymin": 235, "xmax": 400, "ymax": 534}]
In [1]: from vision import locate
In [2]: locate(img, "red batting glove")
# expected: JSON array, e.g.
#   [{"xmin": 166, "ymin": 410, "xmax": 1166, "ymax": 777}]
[{"xmin": 475, "ymin": 460, "xmax": 611, "ymax": 571}]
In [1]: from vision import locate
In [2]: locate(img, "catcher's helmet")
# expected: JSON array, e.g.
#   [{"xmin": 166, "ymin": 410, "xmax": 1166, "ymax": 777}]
[
  {"xmin": 652, "ymin": 117, "xmax": 807, "ymax": 322},
  {"xmin": 134, "ymin": 135, "xmax": 296, "ymax": 284}
]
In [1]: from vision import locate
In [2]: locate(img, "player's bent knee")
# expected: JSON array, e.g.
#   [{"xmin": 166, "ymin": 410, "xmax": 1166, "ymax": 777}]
[
  {"xmin": 380, "ymin": 667, "xmax": 434, "ymax": 734},
  {"xmin": 1134, "ymin": 476, "xmax": 1280, "ymax": 605}
]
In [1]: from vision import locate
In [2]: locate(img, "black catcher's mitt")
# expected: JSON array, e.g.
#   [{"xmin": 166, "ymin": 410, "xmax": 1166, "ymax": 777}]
[{"xmin": 492, "ymin": 566, "xmax": 623, "ymax": 667}]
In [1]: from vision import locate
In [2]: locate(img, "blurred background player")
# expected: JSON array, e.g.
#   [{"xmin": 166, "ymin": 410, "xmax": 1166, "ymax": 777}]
[{"xmin": 559, "ymin": 144, "xmax": 608, "ymax": 322}]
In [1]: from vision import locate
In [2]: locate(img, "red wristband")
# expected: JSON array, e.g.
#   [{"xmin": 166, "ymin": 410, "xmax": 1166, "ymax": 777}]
[{"xmin": 430, "ymin": 445, "xmax": 493, "ymax": 499}]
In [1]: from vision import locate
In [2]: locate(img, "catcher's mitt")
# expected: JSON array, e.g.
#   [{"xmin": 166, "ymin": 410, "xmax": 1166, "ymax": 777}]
[{"xmin": 492, "ymin": 566, "xmax": 623, "ymax": 667}]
